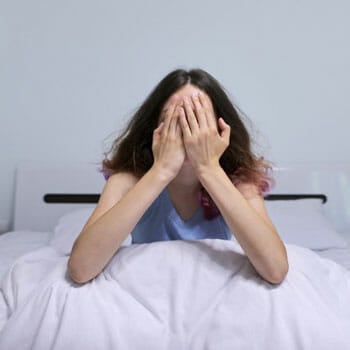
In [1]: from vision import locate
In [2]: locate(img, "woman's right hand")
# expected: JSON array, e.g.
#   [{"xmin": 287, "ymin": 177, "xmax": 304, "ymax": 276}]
[{"xmin": 152, "ymin": 101, "xmax": 185, "ymax": 181}]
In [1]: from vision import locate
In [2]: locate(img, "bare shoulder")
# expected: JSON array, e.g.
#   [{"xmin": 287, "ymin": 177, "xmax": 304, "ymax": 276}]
[
  {"xmin": 236, "ymin": 182, "xmax": 276, "ymax": 230},
  {"xmin": 235, "ymin": 182, "xmax": 261, "ymax": 200},
  {"xmin": 107, "ymin": 172, "xmax": 139, "ymax": 189},
  {"xmin": 81, "ymin": 172, "xmax": 139, "ymax": 231},
  {"xmin": 100, "ymin": 171, "xmax": 139, "ymax": 204}
]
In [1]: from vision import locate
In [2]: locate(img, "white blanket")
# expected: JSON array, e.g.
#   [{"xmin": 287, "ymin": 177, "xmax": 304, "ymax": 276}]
[{"xmin": 0, "ymin": 239, "xmax": 350, "ymax": 349}]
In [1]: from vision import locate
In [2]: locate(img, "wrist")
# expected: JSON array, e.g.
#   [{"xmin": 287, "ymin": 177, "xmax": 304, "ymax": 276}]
[
  {"xmin": 195, "ymin": 161, "xmax": 222, "ymax": 180},
  {"xmin": 150, "ymin": 163, "xmax": 176, "ymax": 184}
]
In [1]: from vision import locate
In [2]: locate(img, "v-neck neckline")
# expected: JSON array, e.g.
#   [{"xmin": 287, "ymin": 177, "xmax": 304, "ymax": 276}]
[{"xmin": 164, "ymin": 188, "xmax": 202, "ymax": 224}]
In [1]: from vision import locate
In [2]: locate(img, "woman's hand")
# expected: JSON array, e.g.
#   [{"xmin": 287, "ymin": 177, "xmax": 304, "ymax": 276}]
[
  {"xmin": 179, "ymin": 92, "xmax": 231, "ymax": 173},
  {"xmin": 152, "ymin": 101, "xmax": 185, "ymax": 180}
]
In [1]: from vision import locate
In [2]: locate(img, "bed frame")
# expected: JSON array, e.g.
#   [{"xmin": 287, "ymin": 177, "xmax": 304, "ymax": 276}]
[
  {"xmin": 13, "ymin": 162, "xmax": 105, "ymax": 232},
  {"xmin": 12, "ymin": 161, "xmax": 350, "ymax": 233}
]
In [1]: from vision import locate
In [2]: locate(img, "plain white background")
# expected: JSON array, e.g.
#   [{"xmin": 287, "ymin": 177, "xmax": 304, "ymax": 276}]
[{"xmin": 1, "ymin": 0, "xmax": 349, "ymax": 230}]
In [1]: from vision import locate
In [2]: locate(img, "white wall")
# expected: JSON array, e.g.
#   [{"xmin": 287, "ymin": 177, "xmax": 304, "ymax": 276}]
[{"xmin": 1, "ymin": 0, "xmax": 350, "ymax": 231}]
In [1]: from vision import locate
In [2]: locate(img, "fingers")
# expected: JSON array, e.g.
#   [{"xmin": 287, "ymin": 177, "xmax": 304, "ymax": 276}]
[
  {"xmin": 168, "ymin": 111, "xmax": 178, "ymax": 135},
  {"xmin": 175, "ymin": 108, "xmax": 183, "ymax": 138},
  {"xmin": 159, "ymin": 91, "xmax": 220, "ymax": 142},
  {"xmin": 180, "ymin": 92, "xmax": 210, "ymax": 136},
  {"xmin": 162, "ymin": 104, "xmax": 183, "ymax": 143},
  {"xmin": 152, "ymin": 121, "xmax": 164, "ymax": 151},
  {"xmin": 160, "ymin": 99, "xmax": 177, "ymax": 123},
  {"xmin": 218, "ymin": 117, "xmax": 231, "ymax": 143},
  {"xmin": 153, "ymin": 122, "xmax": 164, "ymax": 138},
  {"xmin": 191, "ymin": 93, "xmax": 208, "ymax": 129},
  {"xmin": 183, "ymin": 96, "xmax": 200, "ymax": 133},
  {"xmin": 158, "ymin": 103, "xmax": 184, "ymax": 143},
  {"xmin": 161, "ymin": 105, "xmax": 176, "ymax": 139},
  {"xmin": 179, "ymin": 106, "xmax": 191, "ymax": 139},
  {"xmin": 198, "ymin": 92, "xmax": 216, "ymax": 129},
  {"xmin": 182, "ymin": 92, "xmax": 215, "ymax": 132}
]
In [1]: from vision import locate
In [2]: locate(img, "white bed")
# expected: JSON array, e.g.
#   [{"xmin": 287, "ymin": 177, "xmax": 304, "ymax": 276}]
[
  {"xmin": 0, "ymin": 161, "xmax": 104, "ymax": 281},
  {"xmin": 1, "ymin": 162, "xmax": 350, "ymax": 349},
  {"xmin": 317, "ymin": 236, "xmax": 350, "ymax": 270},
  {"xmin": 1, "ymin": 161, "xmax": 350, "ymax": 281}
]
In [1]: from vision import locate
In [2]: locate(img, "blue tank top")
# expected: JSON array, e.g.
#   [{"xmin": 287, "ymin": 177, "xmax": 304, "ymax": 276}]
[{"xmin": 131, "ymin": 188, "xmax": 233, "ymax": 244}]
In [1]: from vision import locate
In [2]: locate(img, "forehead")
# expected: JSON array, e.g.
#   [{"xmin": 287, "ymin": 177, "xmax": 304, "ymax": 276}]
[{"xmin": 163, "ymin": 84, "xmax": 213, "ymax": 109}]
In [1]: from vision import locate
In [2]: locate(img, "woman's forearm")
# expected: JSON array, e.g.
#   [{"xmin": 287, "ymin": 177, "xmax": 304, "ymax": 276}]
[
  {"xmin": 68, "ymin": 165, "xmax": 170, "ymax": 283},
  {"xmin": 197, "ymin": 163, "xmax": 288, "ymax": 284}
]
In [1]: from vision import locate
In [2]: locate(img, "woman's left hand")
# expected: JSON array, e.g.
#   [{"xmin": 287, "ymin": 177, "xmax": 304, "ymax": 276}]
[{"xmin": 178, "ymin": 91, "xmax": 231, "ymax": 173}]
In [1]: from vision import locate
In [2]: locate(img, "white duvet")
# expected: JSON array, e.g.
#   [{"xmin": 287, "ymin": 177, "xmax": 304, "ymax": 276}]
[{"xmin": 0, "ymin": 238, "xmax": 350, "ymax": 350}]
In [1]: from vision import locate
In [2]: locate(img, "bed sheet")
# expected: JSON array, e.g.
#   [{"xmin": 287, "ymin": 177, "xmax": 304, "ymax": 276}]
[
  {"xmin": 0, "ymin": 231, "xmax": 51, "ymax": 282},
  {"xmin": 1, "ymin": 230, "xmax": 350, "ymax": 285},
  {"xmin": 1, "ymin": 238, "xmax": 350, "ymax": 349},
  {"xmin": 314, "ymin": 233, "xmax": 350, "ymax": 271}
]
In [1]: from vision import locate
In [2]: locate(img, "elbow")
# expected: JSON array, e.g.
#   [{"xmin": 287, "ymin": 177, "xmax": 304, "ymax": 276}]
[
  {"xmin": 67, "ymin": 258, "xmax": 95, "ymax": 285},
  {"xmin": 266, "ymin": 238, "xmax": 289, "ymax": 285},
  {"xmin": 266, "ymin": 260, "xmax": 289, "ymax": 285}
]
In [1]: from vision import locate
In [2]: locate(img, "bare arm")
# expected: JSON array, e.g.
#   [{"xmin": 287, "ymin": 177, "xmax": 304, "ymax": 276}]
[
  {"xmin": 68, "ymin": 98, "xmax": 185, "ymax": 284},
  {"xmin": 179, "ymin": 91, "xmax": 288, "ymax": 284},
  {"xmin": 198, "ymin": 166, "xmax": 288, "ymax": 284},
  {"xmin": 67, "ymin": 167, "xmax": 170, "ymax": 284}
]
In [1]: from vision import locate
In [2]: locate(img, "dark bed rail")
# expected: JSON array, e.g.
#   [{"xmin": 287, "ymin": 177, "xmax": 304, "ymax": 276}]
[
  {"xmin": 264, "ymin": 194, "xmax": 327, "ymax": 203},
  {"xmin": 43, "ymin": 193, "xmax": 328, "ymax": 204},
  {"xmin": 43, "ymin": 194, "xmax": 100, "ymax": 203}
]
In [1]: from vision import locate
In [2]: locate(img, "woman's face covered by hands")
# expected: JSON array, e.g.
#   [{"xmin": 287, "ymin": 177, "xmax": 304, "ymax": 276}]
[{"xmin": 155, "ymin": 84, "xmax": 231, "ymax": 184}]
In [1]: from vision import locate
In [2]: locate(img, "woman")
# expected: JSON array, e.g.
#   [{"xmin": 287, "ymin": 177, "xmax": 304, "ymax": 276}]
[{"xmin": 67, "ymin": 68, "xmax": 289, "ymax": 285}]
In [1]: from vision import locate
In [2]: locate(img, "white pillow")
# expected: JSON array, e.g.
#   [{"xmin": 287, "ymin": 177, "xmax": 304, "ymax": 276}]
[
  {"xmin": 51, "ymin": 200, "xmax": 346, "ymax": 254},
  {"xmin": 265, "ymin": 199, "xmax": 347, "ymax": 250},
  {"xmin": 50, "ymin": 208, "xmax": 132, "ymax": 255}
]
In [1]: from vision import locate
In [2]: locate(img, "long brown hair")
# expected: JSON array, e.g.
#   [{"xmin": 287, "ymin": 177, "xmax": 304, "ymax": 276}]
[{"xmin": 101, "ymin": 68, "xmax": 274, "ymax": 218}]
